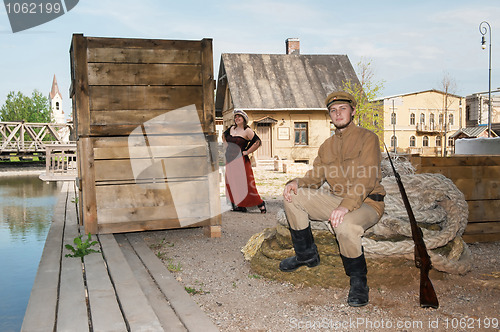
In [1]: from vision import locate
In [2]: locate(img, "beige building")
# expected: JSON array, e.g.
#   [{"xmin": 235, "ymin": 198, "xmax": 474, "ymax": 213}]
[
  {"xmin": 375, "ymin": 90, "xmax": 465, "ymax": 156},
  {"xmin": 215, "ymin": 39, "xmax": 360, "ymax": 164}
]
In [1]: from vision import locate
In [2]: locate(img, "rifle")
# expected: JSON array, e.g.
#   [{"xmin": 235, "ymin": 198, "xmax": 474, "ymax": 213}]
[{"xmin": 384, "ymin": 144, "xmax": 439, "ymax": 309}]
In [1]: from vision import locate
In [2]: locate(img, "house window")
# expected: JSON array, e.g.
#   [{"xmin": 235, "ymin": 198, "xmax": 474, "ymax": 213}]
[
  {"xmin": 391, "ymin": 112, "xmax": 396, "ymax": 125},
  {"xmin": 294, "ymin": 122, "xmax": 308, "ymax": 145},
  {"xmin": 449, "ymin": 114, "xmax": 454, "ymax": 126},
  {"xmin": 423, "ymin": 136, "xmax": 429, "ymax": 147},
  {"xmin": 448, "ymin": 136, "xmax": 454, "ymax": 147},
  {"xmin": 439, "ymin": 114, "xmax": 444, "ymax": 125},
  {"xmin": 390, "ymin": 135, "xmax": 397, "ymax": 148},
  {"xmin": 56, "ymin": 102, "xmax": 60, "ymax": 110},
  {"xmin": 436, "ymin": 136, "xmax": 442, "ymax": 147},
  {"xmin": 410, "ymin": 136, "xmax": 416, "ymax": 147},
  {"xmin": 410, "ymin": 113, "xmax": 415, "ymax": 125},
  {"xmin": 420, "ymin": 113, "xmax": 425, "ymax": 124}
]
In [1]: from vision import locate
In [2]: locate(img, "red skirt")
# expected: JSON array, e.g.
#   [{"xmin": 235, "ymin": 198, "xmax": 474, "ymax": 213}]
[{"xmin": 225, "ymin": 156, "xmax": 264, "ymax": 207}]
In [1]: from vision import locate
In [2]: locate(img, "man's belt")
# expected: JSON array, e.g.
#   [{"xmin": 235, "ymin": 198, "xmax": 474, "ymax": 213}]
[{"xmin": 367, "ymin": 194, "xmax": 385, "ymax": 202}]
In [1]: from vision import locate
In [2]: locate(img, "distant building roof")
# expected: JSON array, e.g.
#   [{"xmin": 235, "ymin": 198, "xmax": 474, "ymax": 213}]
[
  {"xmin": 50, "ymin": 74, "xmax": 62, "ymax": 100},
  {"xmin": 449, "ymin": 125, "xmax": 498, "ymax": 138},
  {"xmin": 215, "ymin": 53, "xmax": 360, "ymax": 114},
  {"xmin": 375, "ymin": 89, "xmax": 463, "ymax": 102}
]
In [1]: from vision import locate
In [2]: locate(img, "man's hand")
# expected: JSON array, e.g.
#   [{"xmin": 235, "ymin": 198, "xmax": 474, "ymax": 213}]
[
  {"xmin": 283, "ymin": 180, "xmax": 298, "ymax": 202},
  {"xmin": 329, "ymin": 206, "xmax": 349, "ymax": 228}
]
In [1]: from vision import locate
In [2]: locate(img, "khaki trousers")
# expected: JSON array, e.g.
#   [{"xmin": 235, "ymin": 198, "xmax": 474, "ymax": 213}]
[{"xmin": 284, "ymin": 187, "xmax": 379, "ymax": 258}]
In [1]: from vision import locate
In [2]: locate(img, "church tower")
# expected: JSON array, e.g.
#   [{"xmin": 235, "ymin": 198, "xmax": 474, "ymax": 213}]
[{"xmin": 50, "ymin": 74, "xmax": 65, "ymax": 124}]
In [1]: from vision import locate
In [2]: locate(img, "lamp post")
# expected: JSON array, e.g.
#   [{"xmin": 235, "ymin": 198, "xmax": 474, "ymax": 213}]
[{"xmin": 479, "ymin": 21, "xmax": 492, "ymax": 137}]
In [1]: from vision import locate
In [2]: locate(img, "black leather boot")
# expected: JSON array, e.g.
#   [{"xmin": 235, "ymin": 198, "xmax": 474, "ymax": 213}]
[
  {"xmin": 279, "ymin": 225, "xmax": 320, "ymax": 272},
  {"xmin": 340, "ymin": 252, "xmax": 369, "ymax": 307}
]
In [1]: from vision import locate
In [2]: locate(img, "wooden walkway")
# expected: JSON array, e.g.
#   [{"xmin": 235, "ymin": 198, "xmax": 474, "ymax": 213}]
[{"xmin": 22, "ymin": 182, "xmax": 219, "ymax": 332}]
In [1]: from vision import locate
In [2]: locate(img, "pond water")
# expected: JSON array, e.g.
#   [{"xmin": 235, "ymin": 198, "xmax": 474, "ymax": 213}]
[{"xmin": 0, "ymin": 175, "xmax": 60, "ymax": 332}]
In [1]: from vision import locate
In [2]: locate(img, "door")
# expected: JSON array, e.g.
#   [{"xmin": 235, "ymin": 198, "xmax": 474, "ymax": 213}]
[{"xmin": 255, "ymin": 124, "xmax": 271, "ymax": 159}]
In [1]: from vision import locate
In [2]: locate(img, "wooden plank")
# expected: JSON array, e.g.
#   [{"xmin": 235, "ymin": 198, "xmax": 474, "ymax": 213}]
[
  {"xmin": 92, "ymin": 135, "xmax": 208, "ymax": 149},
  {"xmin": 86, "ymin": 37, "xmax": 203, "ymax": 52},
  {"xmin": 206, "ymin": 142, "xmax": 222, "ymax": 228},
  {"xmin": 201, "ymin": 38, "xmax": 215, "ymax": 132},
  {"xmin": 463, "ymin": 233, "xmax": 500, "ymax": 243},
  {"xmin": 467, "ymin": 199, "xmax": 500, "ymax": 222},
  {"xmin": 98, "ymin": 234, "xmax": 164, "ymax": 331},
  {"xmin": 97, "ymin": 217, "xmax": 212, "ymax": 234},
  {"xmin": 89, "ymin": 109, "xmax": 205, "ymax": 127},
  {"xmin": 80, "ymin": 137, "xmax": 98, "ymax": 234},
  {"xmin": 204, "ymin": 225, "xmax": 222, "ymax": 238},
  {"xmin": 21, "ymin": 183, "xmax": 69, "ymax": 332},
  {"xmin": 57, "ymin": 184, "xmax": 89, "ymax": 332},
  {"xmin": 94, "ymin": 145, "xmax": 207, "ymax": 160},
  {"xmin": 94, "ymin": 157, "xmax": 208, "ymax": 181},
  {"xmin": 87, "ymin": 47, "xmax": 202, "ymax": 64},
  {"xmin": 88, "ymin": 85, "xmax": 203, "ymax": 111},
  {"xmin": 419, "ymin": 156, "xmax": 500, "ymax": 167},
  {"xmin": 98, "ymin": 203, "xmax": 211, "ymax": 223},
  {"xmin": 125, "ymin": 233, "xmax": 220, "ymax": 332},
  {"xmin": 95, "ymin": 179, "xmax": 209, "ymax": 209},
  {"xmin": 88, "ymin": 117, "xmax": 207, "ymax": 137},
  {"xmin": 453, "ymin": 178, "xmax": 500, "ymax": 200},
  {"xmin": 83, "ymin": 243, "xmax": 128, "ymax": 332},
  {"xmin": 464, "ymin": 221, "xmax": 500, "ymax": 235},
  {"xmin": 420, "ymin": 166, "xmax": 500, "ymax": 180},
  {"xmin": 88, "ymin": 63, "xmax": 202, "ymax": 86},
  {"xmin": 71, "ymin": 34, "xmax": 91, "ymax": 137},
  {"xmin": 114, "ymin": 234, "xmax": 188, "ymax": 332}
]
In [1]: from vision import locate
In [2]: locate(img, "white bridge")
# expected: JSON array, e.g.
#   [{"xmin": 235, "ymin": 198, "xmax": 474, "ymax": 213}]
[{"xmin": 0, "ymin": 121, "xmax": 73, "ymax": 154}]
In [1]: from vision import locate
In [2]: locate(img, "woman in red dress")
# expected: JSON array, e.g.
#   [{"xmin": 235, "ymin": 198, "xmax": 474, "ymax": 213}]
[{"xmin": 223, "ymin": 110, "xmax": 266, "ymax": 213}]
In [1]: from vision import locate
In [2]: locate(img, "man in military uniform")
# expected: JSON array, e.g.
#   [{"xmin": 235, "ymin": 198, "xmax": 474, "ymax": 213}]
[{"xmin": 280, "ymin": 91, "xmax": 385, "ymax": 307}]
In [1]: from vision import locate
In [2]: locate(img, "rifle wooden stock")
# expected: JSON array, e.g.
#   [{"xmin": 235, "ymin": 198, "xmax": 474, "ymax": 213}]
[{"xmin": 384, "ymin": 145, "xmax": 439, "ymax": 309}]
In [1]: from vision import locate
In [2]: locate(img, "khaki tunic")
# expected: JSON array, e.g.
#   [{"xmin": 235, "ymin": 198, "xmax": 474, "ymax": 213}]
[{"xmin": 293, "ymin": 122, "xmax": 385, "ymax": 218}]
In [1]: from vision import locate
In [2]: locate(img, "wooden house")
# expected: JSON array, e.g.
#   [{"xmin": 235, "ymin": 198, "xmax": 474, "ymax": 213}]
[
  {"xmin": 215, "ymin": 38, "xmax": 361, "ymax": 164},
  {"xmin": 70, "ymin": 34, "xmax": 221, "ymax": 236}
]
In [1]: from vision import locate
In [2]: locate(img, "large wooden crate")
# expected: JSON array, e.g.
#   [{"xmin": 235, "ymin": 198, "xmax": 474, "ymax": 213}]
[
  {"xmin": 412, "ymin": 155, "xmax": 500, "ymax": 243},
  {"xmin": 70, "ymin": 34, "xmax": 221, "ymax": 235}
]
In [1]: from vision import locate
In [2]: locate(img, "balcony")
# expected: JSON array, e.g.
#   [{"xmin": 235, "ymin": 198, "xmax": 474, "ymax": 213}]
[{"xmin": 415, "ymin": 123, "xmax": 446, "ymax": 133}]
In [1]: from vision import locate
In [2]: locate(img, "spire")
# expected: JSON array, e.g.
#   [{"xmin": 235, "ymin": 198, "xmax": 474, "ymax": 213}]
[{"xmin": 50, "ymin": 74, "xmax": 62, "ymax": 100}]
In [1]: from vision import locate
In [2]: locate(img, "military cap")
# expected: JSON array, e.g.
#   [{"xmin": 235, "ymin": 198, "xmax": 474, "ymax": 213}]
[
  {"xmin": 233, "ymin": 109, "xmax": 249, "ymax": 122},
  {"xmin": 325, "ymin": 91, "xmax": 357, "ymax": 109}
]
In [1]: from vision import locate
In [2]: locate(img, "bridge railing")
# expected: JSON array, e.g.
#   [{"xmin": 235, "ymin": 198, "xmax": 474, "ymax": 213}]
[
  {"xmin": 39, "ymin": 144, "xmax": 78, "ymax": 182},
  {"xmin": 0, "ymin": 121, "xmax": 73, "ymax": 153}
]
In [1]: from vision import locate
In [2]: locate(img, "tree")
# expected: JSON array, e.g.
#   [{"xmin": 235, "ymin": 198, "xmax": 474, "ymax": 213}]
[
  {"xmin": 438, "ymin": 72, "xmax": 458, "ymax": 157},
  {"xmin": 0, "ymin": 90, "xmax": 51, "ymax": 123},
  {"xmin": 342, "ymin": 58, "xmax": 385, "ymax": 137}
]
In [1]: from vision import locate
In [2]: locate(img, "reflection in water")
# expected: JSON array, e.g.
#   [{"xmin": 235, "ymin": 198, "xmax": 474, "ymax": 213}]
[{"xmin": 0, "ymin": 176, "xmax": 60, "ymax": 332}]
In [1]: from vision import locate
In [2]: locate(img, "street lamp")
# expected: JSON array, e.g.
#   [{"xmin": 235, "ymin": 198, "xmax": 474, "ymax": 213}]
[{"xmin": 479, "ymin": 21, "xmax": 492, "ymax": 137}]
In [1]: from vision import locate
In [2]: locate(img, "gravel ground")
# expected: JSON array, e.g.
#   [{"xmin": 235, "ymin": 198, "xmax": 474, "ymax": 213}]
[{"xmin": 142, "ymin": 168, "xmax": 500, "ymax": 331}]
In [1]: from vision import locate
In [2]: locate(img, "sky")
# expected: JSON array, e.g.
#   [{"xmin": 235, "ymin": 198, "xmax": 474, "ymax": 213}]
[{"xmin": 1, "ymin": 0, "xmax": 500, "ymax": 120}]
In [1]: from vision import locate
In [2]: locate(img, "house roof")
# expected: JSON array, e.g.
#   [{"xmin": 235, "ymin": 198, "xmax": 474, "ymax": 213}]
[
  {"xmin": 449, "ymin": 125, "xmax": 498, "ymax": 138},
  {"xmin": 215, "ymin": 53, "xmax": 360, "ymax": 114}
]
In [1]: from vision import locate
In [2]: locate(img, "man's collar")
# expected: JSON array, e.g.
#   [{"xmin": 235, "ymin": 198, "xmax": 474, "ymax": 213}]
[{"xmin": 335, "ymin": 121, "xmax": 355, "ymax": 136}]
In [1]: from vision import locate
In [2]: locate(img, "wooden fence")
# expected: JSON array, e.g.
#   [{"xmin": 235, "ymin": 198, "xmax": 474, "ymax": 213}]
[{"xmin": 412, "ymin": 155, "xmax": 500, "ymax": 242}]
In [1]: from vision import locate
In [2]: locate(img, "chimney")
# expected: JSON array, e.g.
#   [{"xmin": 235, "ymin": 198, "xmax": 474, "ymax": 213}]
[{"xmin": 286, "ymin": 38, "xmax": 300, "ymax": 55}]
